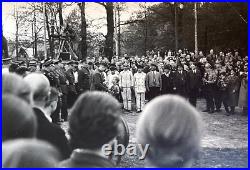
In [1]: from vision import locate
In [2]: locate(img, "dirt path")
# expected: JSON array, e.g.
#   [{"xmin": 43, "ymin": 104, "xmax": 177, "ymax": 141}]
[{"xmin": 61, "ymin": 99, "xmax": 248, "ymax": 168}]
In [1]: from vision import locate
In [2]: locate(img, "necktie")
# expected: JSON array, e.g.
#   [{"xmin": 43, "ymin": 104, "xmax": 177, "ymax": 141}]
[{"xmin": 153, "ymin": 72, "xmax": 156, "ymax": 85}]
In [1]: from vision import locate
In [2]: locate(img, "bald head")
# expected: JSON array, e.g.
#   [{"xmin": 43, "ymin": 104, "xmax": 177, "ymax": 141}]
[{"xmin": 24, "ymin": 73, "xmax": 50, "ymax": 105}]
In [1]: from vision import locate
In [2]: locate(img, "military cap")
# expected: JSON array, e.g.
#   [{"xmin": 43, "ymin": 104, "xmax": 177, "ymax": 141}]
[
  {"xmin": 43, "ymin": 59, "xmax": 53, "ymax": 67},
  {"xmin": 137, "ymin": 65, "xmax": 144, "ymax": 69},
  {"xmin": 150, "ymin": 62, "xmax": 158, "ymax": 67}
]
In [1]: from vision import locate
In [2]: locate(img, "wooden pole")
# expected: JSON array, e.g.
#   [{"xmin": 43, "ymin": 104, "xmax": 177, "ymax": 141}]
[
  {"xmin": 43, "ymin": 2, "xmax": 47, "ymax": 59},
  {"xmin": 174, "ymin": 3, "xmax": 178, "ymax": 53},
  {"xmin": 194, "ymin": 3, "xmax": 198, "ymax": 55}
]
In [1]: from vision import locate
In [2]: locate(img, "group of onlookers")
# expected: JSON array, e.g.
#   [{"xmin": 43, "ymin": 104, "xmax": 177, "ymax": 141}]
[
  {"xmin": 2, "ymin": 47, "xmax": 247, "ymax": 167},
  {"xmin": 3, "ymin": 70, "xmax": 202, "ymax": 168}
]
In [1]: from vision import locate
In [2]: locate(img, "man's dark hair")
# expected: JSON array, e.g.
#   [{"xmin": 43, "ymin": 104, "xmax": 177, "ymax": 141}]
[{"xmin": 69, "ymin": 92, "xmax": 121, "ymax": 149}]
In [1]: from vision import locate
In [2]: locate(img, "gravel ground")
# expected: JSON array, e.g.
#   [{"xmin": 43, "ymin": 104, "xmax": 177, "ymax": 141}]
[{"xmin": 61, "ymin": 99, "xmax": 248, "ymax": 168}]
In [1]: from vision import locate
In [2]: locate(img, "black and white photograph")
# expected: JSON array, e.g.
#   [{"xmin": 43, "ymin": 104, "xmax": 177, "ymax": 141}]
[{"xmin": 2, "ymin": 2, "xmax": 248, "ymax": 168}]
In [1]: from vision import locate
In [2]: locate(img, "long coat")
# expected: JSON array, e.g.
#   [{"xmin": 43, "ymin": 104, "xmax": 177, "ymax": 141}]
[
  {"xmin": 172, "ymin": 71, "xmax": 188, "ymax": 97},
  {"xmin": 187, "ymin": 70, "xmax": 202, "ymax": 96},
  {"xmin": 238, "ymin": 74, "xmax": 248, "ymax": 107},
  {"xmin": 78, "ymin": 66, "xmax": 90, "ymax": 92},
  {"xmin": 161, "ymin": 73, "xmax": 174, "ymax": 94},
  {"xmin": 33, "ymin": 108, "xmax": 72, "ymax": 160},
  {"xmin": 226, "ymin": 75, "xmax": 240, "ymax": 106}
]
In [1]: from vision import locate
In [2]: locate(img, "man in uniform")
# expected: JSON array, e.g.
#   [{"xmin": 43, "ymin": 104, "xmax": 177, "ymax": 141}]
[
  {"xmin": 65, "ymin": 61, "xmax": 77, "ymax": 108},
  {"xmin": 91, "ymin": 62, "xmax": 108, "ymax": 92},
  {"xmin": 53, "ymin": 59, "xmax": 69, "ymax": 121},
  {"xmin": 119, "ymin": 63, "xmax": 134, "ymax": 112}
]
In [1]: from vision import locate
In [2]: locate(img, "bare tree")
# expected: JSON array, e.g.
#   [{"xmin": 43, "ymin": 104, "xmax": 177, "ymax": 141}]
[
  {"xmin": 96, "ymin": 2, "xmax": 114, "ymax": 61},
  {"xmin": 78, "ymin": 2, "xmax": 87, "ymax": 61}
]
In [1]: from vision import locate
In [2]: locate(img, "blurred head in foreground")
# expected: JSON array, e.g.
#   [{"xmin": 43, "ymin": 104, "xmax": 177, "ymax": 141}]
[
  {"xmin": 2, "ymin": 73, "xmax": 32, "ymax": 104},
  {"xmin": 2, "ymin": 94, "xmax": 37, "ymax": 141},
  {"xmin": 69, "ymin": 91, "xmax": 121, "ymax": 150},
  {"xmin": 24, "ymin": 73, "xmax": 50, "ymax": 108},
  {"xmin": 136, "ymin": 95, "xmax": 202, "ymax": 168},
  {"xmin": 2, "ymin": 139, "xmax": 60, "ymax": 168}
]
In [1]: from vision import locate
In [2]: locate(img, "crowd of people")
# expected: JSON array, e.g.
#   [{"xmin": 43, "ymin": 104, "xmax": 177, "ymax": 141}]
[
  {"xmin": 3, "ymin": 48, "xmax": 248, "ymax": 118},
  {"xmin": 2, "ymin": 48, "xmax": 248, "ymax": 167}
]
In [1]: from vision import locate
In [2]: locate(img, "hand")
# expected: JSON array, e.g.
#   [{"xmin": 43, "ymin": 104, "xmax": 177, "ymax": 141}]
[
  {"xmin": 66, "ymin": 80, "xmax": 69, "ymax": 85},
  {"xmin": 173, "ymin": 87, "xmax": 176, "ymax": 90}
]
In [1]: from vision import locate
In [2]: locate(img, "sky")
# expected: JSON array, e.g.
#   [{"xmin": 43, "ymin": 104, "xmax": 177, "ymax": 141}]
[{"xmin": 2, "ymin": 2, "xmax": 159, "ymax": 40}]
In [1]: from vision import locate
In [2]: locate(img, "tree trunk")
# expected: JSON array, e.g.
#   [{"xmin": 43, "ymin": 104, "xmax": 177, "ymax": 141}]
[
  {"xmin": 105, "ymin": 3, "xmax": 114, "ymax": 61},
  {"xmin": 117, "ymin": 6, "xmax": 121, "ymax": 58},
  {"xmin": 144, "ymin": 7, "xmax": 148, "ymax": 56},
  {"xmin": 45, "ymin": 6, "xmax": 53, "ymax": 58},
  {"xmin": 78, "ymin": 2, "xmax": 87, "ymax": 61},
  {"xmin": 58, "ymin": 3, "xmax": 64, "ymax": 29},
  {"xmin": 50, "ymin": 12, "xmax": 55, "ymax": 59},
  {"xmin": 2, "ymin": 36, "xmax": 9, "ymax": 59},
  {"xmin": 15, "ymin": 8, "xmax": 19, "ymax": 60}
]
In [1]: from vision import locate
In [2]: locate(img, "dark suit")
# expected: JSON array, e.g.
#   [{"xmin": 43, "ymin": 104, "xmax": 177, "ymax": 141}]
[
  {"xmin": 33, "ymin": 108, "xmax": 72, "ymax": 160},
  {"xmin": 161, "ymin": 73, "xmax": 174, "ymax": 94},
  {"xmin": 187, "ymin": 69, "xmax": 202, "ymax": 107},
  {"xmin": 66, "ymin": 68, "xmax": 77, "ymax": 108},
  {"xmin": 172, "ymin": 71, "xmax": 188, "ymax": 98},
  {"xmin": 59, "ymin": 150, "xmax": 115, "ymax": 168},
  {"xmin": 78, "ymin": 67, "xmax": 90, "ymax": 93}
]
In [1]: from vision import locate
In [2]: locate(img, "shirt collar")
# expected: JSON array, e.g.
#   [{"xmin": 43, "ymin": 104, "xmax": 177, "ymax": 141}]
[{"xmin": 34, "ymin": 106, "xmax": 52, "ymax": 123}]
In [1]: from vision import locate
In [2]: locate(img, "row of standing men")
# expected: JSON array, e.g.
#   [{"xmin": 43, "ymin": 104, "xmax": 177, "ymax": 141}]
[{"xmin": 40, "ymin": 57, "xmax": 248, "ymax": 123}]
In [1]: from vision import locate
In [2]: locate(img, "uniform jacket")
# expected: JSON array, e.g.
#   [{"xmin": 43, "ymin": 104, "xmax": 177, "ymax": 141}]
[
  {"xmin": 33, "ymin": 108, "xmax": 72, "ymax": 160},
  {"xmin": 119, "ymin": 70, "xmax": 134, "ymax": 88},
  {"xmin": 66, "ymin": 68, "xmax": 76, "ymax": 93},
  {"xmin": 226, "ymin": 75, "xmax": 240, "ymax": 106},
  {"xmin": 134, "ymin": 72, "xmax": 146, "ymax": 93},
  {"xmin": 54, "ymin": 65, "xmax": 69, "ymax": 94}
]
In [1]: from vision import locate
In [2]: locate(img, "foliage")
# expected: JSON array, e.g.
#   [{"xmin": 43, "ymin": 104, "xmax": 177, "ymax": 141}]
[{"xmin": 121, "ymin": 2, "xmax": 247, "ymax": 56}]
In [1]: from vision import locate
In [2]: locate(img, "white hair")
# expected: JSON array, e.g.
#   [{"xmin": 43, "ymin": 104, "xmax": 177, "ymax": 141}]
[{"xmin": 136, "ymin": 95, "xmax": 202, "ymax": 167}]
